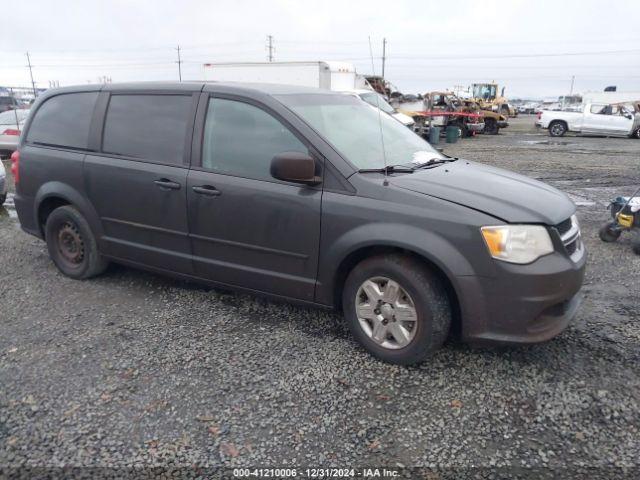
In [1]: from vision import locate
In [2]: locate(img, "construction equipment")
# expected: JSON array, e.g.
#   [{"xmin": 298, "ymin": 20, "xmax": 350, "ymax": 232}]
[
  {"xmin": 458, "ymin": 98, "xmax": 509, "ymax": 135},
  {"xmin": 470, "ymin": 82, "xmax": 517, "ymax": 117},
  {"xmin": 399, "ymin": 91, "xmax": 485, "ymax": 138}
]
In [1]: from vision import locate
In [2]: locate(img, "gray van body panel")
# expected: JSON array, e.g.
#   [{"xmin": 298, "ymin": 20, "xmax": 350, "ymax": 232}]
[{"xmin": 14, "ymin": 81, "xmax": 585, "ymax": 344}]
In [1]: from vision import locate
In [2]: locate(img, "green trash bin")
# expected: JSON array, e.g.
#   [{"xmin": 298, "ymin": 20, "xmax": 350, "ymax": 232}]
[
  {"xmin": 446, "ymin": 126, "xmax": 460, "ymax": 143},
  {"xmin": 428, "ymin": 126, "xmax": 440, "ymax": 145}
]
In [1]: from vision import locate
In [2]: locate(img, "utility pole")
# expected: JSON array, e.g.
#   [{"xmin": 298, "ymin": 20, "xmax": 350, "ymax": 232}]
[
  {"xmin": 267, "ymin": 35, "xmax": 274, "ymax": 62},
  {"xmin": 381, "ymin": 38, "xmax": 387, "ymax": 78},
  {"xmin": 562, "ymin": 75, "xmax": 575, "ymax": 110},
  {"xmin": 175, "ymin": 45, "xmax": 183, "ymax": 81},
  {"xmin": 26, "ymin": 52, "xmax": 37, "ymax": 98},
  {"xmin": 569, "ymin": 75, "xmax": 575, "ymax": 96}
]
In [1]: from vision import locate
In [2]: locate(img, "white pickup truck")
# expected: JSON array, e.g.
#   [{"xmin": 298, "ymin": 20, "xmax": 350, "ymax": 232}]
[{"xmin": 536, "ymin": 102, "xmax": 640, "ymax": 138}]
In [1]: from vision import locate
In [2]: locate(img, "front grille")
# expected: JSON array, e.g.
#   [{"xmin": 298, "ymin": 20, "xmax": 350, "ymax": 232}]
[
  {"xmin": 555, "ymin": 216, "xmax": 583, "ymax": 261},
  {"xmin": 555, "ymin": 218, "xmax": 573, "ymax": 237}
]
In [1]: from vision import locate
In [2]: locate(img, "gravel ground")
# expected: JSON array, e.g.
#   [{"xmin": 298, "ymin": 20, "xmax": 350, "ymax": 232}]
[{"xmin": 0, "ymin": 117, "xmax": 639, "ymax": 479}]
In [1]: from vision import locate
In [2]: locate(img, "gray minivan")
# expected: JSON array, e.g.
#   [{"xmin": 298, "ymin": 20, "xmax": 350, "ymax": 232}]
[{"xmin": 12, "ymin": 82, "xmax": 586, "ymax": 364}]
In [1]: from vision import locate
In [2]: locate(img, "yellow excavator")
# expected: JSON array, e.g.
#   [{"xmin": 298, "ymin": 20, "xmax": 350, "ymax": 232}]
[{"xmin": 470, "ymin": 82, "xmax": 517, "ymax": 118}]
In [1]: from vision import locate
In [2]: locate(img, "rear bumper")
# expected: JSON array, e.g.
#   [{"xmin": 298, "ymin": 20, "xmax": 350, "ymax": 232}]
[
  {"xmin": 0, "ymin": 135, "xmax": 19, "ymax": 152},
  {"xmin": 456, "ymin": 249, "xmax": 586, "ymax": 345},
  {"xmin": 14, "ymin": 193, "xmax": 41, "ymax": 237}
]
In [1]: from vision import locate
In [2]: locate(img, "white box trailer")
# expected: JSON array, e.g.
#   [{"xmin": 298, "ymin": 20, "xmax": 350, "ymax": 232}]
[{"xmin": 203, "ymin": 61, "xmax": 365, "ymax": 91}]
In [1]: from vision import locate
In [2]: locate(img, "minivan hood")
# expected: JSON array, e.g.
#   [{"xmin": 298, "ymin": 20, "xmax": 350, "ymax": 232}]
[{"xmin": 391, "ymin": 160, "xmax": 575, "ymax": 225}]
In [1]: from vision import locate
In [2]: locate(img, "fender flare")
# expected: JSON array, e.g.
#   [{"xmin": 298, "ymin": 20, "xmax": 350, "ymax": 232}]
[
  {"xmin": 33, "ymin": 181, "xmax": 103, "ymax": 239},
  {"xmin": 316, "ymin": 223, "xmax": 477, "ymax": 306}
]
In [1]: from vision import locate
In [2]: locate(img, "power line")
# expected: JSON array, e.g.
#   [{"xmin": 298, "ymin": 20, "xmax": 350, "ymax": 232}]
[{"xmin": 382, "ymin": 48, "xmax": 640, "ymax": 61}]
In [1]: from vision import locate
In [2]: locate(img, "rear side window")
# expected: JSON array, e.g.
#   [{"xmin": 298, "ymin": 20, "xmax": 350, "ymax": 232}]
[
  {"xmin": 26, "ymin": 92, "xmax": 98, "ymax": 149},
  {"xmin": 102, "ymin": 94, "xmax": 192, "ymax": 165}
]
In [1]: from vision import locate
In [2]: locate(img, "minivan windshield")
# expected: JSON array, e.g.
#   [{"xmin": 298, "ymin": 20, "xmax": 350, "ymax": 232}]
[{"xmin": 278, "ymin": 94, "xmax": 442, "ymax": 170}]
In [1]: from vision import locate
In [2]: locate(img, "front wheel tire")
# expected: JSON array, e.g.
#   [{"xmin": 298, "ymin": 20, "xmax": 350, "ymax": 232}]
[
  {"xmin": 45, "ymin": 205, "xmax": 108, "ymax": 279},
  {"xmin": 342, "ymin": 254, "xmax": 451, "ymax": 365}
]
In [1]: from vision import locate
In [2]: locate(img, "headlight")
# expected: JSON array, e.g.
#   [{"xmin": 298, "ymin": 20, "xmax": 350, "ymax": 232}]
[{"xmin": 481, "ymin": 225, "xmax": 554, "ymax": 264}]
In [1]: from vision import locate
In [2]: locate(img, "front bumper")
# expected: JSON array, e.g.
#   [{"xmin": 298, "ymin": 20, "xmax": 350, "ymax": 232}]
[{"xmin": 456, "ymin": 247, "xmax": 586, "ymax": 345}]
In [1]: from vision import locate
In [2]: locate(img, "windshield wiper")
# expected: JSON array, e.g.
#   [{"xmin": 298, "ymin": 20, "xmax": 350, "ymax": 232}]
[
  {"xmin": 413, "ymin": 157, "xmax": 458, "ymax": 169},
  {"xmin": 358, "ymin": 164, "xmax": 416, "ymax": 174}
]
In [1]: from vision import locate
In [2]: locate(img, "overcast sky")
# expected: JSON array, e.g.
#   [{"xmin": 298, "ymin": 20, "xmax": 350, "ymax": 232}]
[{"xmin": 2, "ymin": 0, "xmax": 639, "ymax": 98}]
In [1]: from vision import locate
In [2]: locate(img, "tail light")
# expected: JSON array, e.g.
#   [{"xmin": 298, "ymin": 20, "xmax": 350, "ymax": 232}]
[
  {"xmin": 536, "ymin": 112, "xmax": 542, "ymax": 120},
  {"xmin": 2, "ymin": 128, "xmax": 21, "ymax": 136},
  {"xmin": 10, "ymin": 149, "xmax": 20, "ymax": 185}
]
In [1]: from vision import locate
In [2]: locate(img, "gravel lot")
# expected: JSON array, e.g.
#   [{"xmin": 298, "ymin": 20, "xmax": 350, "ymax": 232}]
[{"xmin": 1, "ymin": 117, "xmax": 639, "ymax": 478}]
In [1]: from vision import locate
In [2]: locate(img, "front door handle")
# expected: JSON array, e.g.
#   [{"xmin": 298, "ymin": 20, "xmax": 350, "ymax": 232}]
[
  {"xmin": 154, "ymin": 179, "xmax": 181, "ymax": 190},
  {"xmin": 192, "ymin": 185, "xmax": 221, "ymax": 197}
]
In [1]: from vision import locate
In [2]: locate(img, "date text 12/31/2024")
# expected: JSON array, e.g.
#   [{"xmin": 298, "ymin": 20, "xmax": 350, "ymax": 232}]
[{"xmin": 233, "ymin": 468, "xmax": 401, "ymax": 478}]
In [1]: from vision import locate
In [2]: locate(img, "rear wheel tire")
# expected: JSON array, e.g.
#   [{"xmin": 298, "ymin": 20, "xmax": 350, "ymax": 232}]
[
  {"xmin": 45, "ymin": 205, "xmax": 108, "ymax": 279},
  {"xmin": 631, "ymin": 127, "xmax": 640, "ymax": 139},
  {"xmin": 549, "ymin": 121, "xmax": 567, "ymax": 137},
  {"xmin": 484, "ymin": 118, "xmax": 499, "ymax": 135},
  {"xmin": 599, "ymin": 223, "xmax": 622, "ymax": 243},
  {"xmin": 342, "ymin": 254, "xmax": 451, "ymax": 365},
  {"xmin": 457, "ymin": 122, "xmax": 470, "ymax": 138}
]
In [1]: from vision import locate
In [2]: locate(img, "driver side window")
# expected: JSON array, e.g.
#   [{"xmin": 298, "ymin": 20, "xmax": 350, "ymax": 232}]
[
  {"xmin": 590, "ymin": 104, "xmax": 610, "ymax": 115},
  {"xmin": 202, "ymin": 98, "xmax": 308, "ymax": 182}
]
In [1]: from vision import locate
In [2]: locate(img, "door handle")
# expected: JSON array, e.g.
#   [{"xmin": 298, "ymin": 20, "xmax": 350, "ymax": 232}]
[
  {"xmin": 154, "ymin": 179, "xmax": 181, "ymax": 190},
  {"xmin": 192, "ymin": 185, "xmax": 221, "ymax": 197}
]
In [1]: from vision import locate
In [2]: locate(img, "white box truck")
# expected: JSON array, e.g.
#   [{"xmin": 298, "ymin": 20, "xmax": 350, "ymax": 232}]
[
  {"xmin": 202, "ymin": 61, "xmax": 415, "ymax": 130},
  {"xmin": 203, "ymin": 61, "xmax": 365, "ymax": 91}
]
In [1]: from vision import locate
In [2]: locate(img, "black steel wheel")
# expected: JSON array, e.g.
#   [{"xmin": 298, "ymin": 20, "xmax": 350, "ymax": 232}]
[
  {"xmin": 45, "ymin": 205, "xmax": 108, "ymax": 279},
  {"xmin": 599, "ymin": 223, "xmax": 622, "ymax": 243}
]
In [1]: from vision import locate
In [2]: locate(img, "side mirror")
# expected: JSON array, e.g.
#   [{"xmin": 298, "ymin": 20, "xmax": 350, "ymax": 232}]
[
  {"xmin": 270, "ymin": 152, "xmax": 321, "ymax": 185},
  {"xmin": 625, "ymin": 113, "xmax": 633, "ymax": 120}
]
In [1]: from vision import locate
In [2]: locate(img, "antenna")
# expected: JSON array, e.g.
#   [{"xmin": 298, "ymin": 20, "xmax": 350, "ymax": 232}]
[{"xmin": 367, "ymin": 36, "xmax": 388, "ymax": 185}]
